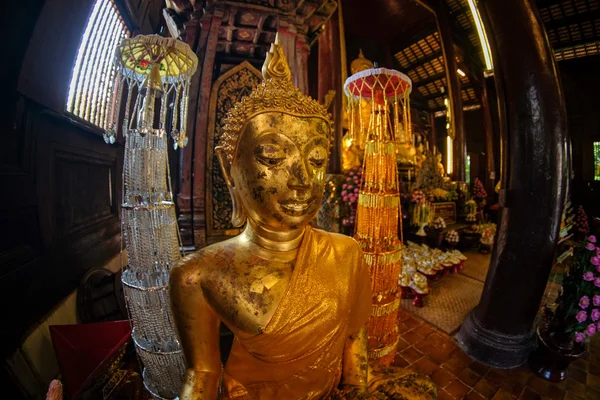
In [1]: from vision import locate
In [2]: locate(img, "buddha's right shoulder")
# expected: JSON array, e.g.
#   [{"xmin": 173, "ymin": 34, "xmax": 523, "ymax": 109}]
[{"xmin": 170, "ymin": 238, "xmax": 237, "ymax": 284}]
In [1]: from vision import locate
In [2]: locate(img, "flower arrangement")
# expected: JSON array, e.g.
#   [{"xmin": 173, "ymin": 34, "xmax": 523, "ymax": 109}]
[
  {"xmin": 412, "ymin": 201, "xmax": 433, "ymax": 236},
  {"xmin": 431, "ymin": 188, "xmax": 449, "ymax": 201},
  {"xmin": 472, "ymin": 177, "xmax": 487, "ymax": 201},
  {"xmin": 432, "ymin": 216, "xmax": 446, "ymax": 230},
  {"xmin": 446, "ymin": 230, "xmax": 459, "ymax": 244},
  {"xmin": 576, "ymin": 206, "xmax": 590, "ymax": 236},
  {"xmin": 411, "ymin": 190, "xmax": 426, "ymax": 204},
  {"xmin": 341, "ymin": 167, "xmax": 362, "ymax": 207},
  {"xmin": 465, "ymin": 199, "xmax": 477, "ymax": 222},
  {"xmin": 477, "ymin": 223, "xmax": 497, "ymax": 246},
  {"xmin": 465, "ymin": 199, "xmax": 477, "ymax": 215},
  {"xmin": 549, "ymin": 235, "xmax": 600, "ymax": 345}
]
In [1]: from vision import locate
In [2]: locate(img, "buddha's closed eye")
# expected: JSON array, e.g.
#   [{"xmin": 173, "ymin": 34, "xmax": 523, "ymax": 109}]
[
  {"xmin": 308, "ymin": 146, "xmax": 327, "ymax": 168},
  {"xmin": 255, "ymin": 144, "xmax": 286, "ymax": 166}
]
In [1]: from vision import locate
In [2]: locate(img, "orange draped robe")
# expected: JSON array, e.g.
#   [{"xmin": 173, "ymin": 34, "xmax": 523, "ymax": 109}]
[{"xmin": 222, "ymin": 226, "xmax": 372, "ymax": 399}]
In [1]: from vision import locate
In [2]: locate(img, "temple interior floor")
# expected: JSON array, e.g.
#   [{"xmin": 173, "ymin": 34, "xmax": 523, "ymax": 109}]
[{"xmin": 395, "ymin": 251, "xmax": 600, "ymax": 400}]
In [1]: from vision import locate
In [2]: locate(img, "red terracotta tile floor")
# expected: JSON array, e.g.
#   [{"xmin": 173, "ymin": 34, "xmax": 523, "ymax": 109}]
[{"xmin": 393, "ymin": 308, "xmax": 600, "ymax": 400}]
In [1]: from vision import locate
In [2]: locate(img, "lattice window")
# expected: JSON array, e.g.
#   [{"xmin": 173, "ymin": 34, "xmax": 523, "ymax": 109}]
[{"xmin": 66, "ymin": 0, "xmax": 130, "ymax": 129}]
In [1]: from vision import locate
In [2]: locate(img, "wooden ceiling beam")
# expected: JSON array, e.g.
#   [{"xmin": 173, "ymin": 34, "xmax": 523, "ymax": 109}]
[
  {"xmin": 544, "ymin": 9, "xmax": 600, "ymax": 30},
  {"xmin": 397, "ymin": 49, "xmax": 443, "ymax": 72},
  {"xmin": 423, "ymin": 84, "xmax": 476, "ymax": 102},
  {"xmin": 414, "ymin": 71, "xmax": 446, "ymax": 87},
  {"xmin": 391, "ymin": 27, "xmax": 438, "ymax": 56}
]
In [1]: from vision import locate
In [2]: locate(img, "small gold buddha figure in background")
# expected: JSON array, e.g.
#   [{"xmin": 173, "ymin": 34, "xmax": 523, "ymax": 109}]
[
  {"xmin": 436, "ymin": 152, "xmax": 445, "ymax": 177},
  {"xmin": 170, "ymin": 36, "xmax": 436, "ymax": 400}
]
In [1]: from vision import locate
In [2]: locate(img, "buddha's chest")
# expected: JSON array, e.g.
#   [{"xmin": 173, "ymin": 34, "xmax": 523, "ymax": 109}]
[{"xmin": 203, "ymin": 257, "xmax": 294, "ymax": 335}]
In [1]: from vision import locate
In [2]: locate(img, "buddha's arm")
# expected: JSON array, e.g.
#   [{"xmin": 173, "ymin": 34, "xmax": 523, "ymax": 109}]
[
  {"xmin": 340, "ymin": 326, "xmax": 369, "ymax": 394},
  {"xmin": 170, "ymin": 264, "xmax": 221, "ymax": 400}
]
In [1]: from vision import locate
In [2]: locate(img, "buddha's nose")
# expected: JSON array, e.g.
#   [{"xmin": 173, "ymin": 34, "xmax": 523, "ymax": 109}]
[{"xmin": 288, "ymin": 159, "xmax": 310, "ymax": 190}]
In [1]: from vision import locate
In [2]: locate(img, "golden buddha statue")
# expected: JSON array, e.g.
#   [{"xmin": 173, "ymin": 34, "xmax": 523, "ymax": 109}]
[
  {"xmin": 436, "ymin": 152, "xmax": 445, "ymax": 177},
  {"xmin": 170, "ymin": 36, "xmax": 436, "ymax": 400}
]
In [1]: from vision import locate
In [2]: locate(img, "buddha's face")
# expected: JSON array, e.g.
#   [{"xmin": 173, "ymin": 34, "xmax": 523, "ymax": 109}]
[{"xmin": 229, "ymin": 112, "xmax": 329, "ymax": 231}]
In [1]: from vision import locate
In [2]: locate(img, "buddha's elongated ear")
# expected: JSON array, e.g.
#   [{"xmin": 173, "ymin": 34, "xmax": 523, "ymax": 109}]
[
  {"xmin": 216, "ymin": 147, "xmax": 247, "ymax": 227},
  {"xmin": 216, "ymin": 147, "xmax": 233, "ymax": 187}
]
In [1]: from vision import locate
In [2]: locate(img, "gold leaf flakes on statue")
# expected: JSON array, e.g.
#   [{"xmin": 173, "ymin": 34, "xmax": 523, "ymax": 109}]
[{"xmin": 250, "ymin": 271, "xmax": 280, "ymax": 294}]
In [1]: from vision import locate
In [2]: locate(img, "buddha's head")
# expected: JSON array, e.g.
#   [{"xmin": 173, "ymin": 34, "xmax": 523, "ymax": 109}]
[{"xmin": 216, "ymin": 36, "xmax": 333, "ymax": 232}]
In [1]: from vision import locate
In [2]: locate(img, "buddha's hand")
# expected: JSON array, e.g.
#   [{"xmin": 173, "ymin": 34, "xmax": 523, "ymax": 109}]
[{"xmin": 331, "ymin": 384, "xmax": 370, "ymax": 400}]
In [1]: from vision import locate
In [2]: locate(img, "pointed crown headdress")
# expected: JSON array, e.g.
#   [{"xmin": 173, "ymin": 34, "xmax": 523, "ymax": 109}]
[{"xmin": 218, "ymin": 35, "xmax": 333, "ymax": 162}]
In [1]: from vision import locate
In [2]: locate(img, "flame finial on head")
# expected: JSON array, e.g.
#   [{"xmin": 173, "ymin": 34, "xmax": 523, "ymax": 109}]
[
  {"xmin": 218, "ymin": 33, "xmax": 333, "ymax": 163},
  {"xmin": 262, "ymin": 34, "xmax": 291, "ymax": 81}
]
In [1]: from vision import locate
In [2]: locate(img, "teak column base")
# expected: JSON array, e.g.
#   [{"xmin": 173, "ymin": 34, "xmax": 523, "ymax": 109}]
[{"xmin": 457, "ymin": 311, "xmax": 536, "ymax": 368}]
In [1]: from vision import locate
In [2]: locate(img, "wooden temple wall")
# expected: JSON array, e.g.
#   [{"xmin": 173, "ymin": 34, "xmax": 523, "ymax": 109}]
[{"xmin": 1, "ymin": 0, "xmax": 162, "ymax": 395}]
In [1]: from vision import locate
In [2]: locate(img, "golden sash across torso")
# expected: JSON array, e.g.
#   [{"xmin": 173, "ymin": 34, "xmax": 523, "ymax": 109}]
[{"xmin": 222, "ymin": 227, "xmax": 372, "ymax": 399}]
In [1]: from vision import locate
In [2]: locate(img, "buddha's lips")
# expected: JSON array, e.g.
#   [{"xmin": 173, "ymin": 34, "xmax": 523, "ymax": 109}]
[{"xmin": 278, "ymin": 198, "xmax": 315, "ymax": 215}]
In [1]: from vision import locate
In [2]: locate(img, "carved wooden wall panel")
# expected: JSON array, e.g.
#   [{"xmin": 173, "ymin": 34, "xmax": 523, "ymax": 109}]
[
  {"xmin": 1, "ymin": 99, "xmax": 123, "ymax": 357},
  {"xmin": 205, "ymin": 61, "xmax": 261, "ymax": 242}
]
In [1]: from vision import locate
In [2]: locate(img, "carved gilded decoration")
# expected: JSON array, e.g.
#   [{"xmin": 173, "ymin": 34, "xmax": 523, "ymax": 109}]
[{"xmin": 206, "ymin": 61, "xmax": 262, "ymax": 239}]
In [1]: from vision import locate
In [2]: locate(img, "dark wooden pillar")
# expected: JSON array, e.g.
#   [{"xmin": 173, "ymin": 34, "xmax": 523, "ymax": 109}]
[
  {"xmin": 178, "ymin": 10, "xmax": 210, "ymax": 247},
  {"xmin": 429, "ymin": 113, "xmax": 437, "ymax": 153},
  {"xmin": 318, "ymin": 5, "xmax": 343, "ymax": 174},
  {"xmin": 456, "ymin": 0, "xmax": 568, "ymax": 368},
  {"xmin": 480, "ymin": 77, "xmax": 495, "ymax": 196},
  {"xmin": 436, "ymin": 3, "xmax": 466, "ymax": 181},
  {"xmin": 178, "ymin": 6, "xmax": 223, "ymax": 249}
]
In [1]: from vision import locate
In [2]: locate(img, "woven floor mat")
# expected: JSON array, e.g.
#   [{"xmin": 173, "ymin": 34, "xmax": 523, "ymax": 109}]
[
  {"xmin": 401, "ymin": 273, "xmax": 484, "ymax": 335},
  {"xmin": 460, "ymin": 251, "xmax": 491, "ymax": 283}
]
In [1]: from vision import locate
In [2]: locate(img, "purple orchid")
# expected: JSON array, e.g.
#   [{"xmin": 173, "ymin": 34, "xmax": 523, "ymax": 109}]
[
  {"xmin": 587, "ymin": 324, "xmax": 597, "ymax": 336},
  {"xmin": 586, "ymin": 243, "xmax": 596, "ymax": 251},
  {"xmin": 580, "ymin": 296, "xmax": 590, "ymax": 309},
  {"xmin": 577, "ymin": 311, "xmax": 588, "ymax": 323}
]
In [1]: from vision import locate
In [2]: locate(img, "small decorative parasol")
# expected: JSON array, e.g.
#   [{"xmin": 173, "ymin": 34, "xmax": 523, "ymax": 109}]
[
  {"xmin": 104, "ymin": 35, "xmax": 198, "ymax": 149},
  {"xmin": 344, "ymin": 67, "xmax": 412, "ymax": 149}
]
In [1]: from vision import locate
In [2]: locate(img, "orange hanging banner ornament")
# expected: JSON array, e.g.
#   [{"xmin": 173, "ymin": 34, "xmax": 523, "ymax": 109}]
[{"xmin": 344, "ymin": 67, "xmax": 413, "ymax": 365}]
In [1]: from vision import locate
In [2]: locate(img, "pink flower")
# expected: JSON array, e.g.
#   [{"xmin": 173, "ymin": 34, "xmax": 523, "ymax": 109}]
[
  {"xmin": 576, "ymin": 311, "xmax": 588, "ymax": 323},
  {"xmin": 342, "ymin": 195, "xmax": 348, "ymax": 202},
  {"xmin": 584, "ymin": 271, "xmax": 595, "ymax": 281},
  {"xmin": 595, "ymin": 277, "xmax": 600, "ymax": 288},
  {"xmin": 597, "ymin": 248, "xmax": 600, "ymax": 257},
  {"xmin": 342, "ymin": 184, "xmax": 347, "ymax": 189},
  {"xmin": 580, "ymin": 296, "xmax": 590, "ymax": 309},
  {"xmin": 349, "ymin": 172, "xmax": 354, "ymax": 176},
  {"xmin": 589, "ymin": 235, "xmax": 597, "ymax": 243},
  {"xmin": 346, "ymin": 177, "xmax": 351, "ymax": 182},
  {"xmin": 575, "ymin": 332, "xmax": 586, "ymax": 343},
  {"xmin": 595, "ymin": 295, "xmax": 600, "ymax": 307},
  {"xmin": 354, "ymin": 188, "xmax": 359, "ymax": 193},
  {"xmin": 587, "ymin": 243, "xmax": 596, "ymax": 251},
  {"xmin": 592, "ymin": 256, "xmax": 600, "ymax": 267},
  {"xmin": 587, "ymin": 324, "xmax": 597, "ymax": 336},
  {"xmin": 341, "ymin": 190, "xmax": 347, "ymax": 196},
  {"xmin": 592, "ymin": 309, "xmax": 600, "ymax": 322}
]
